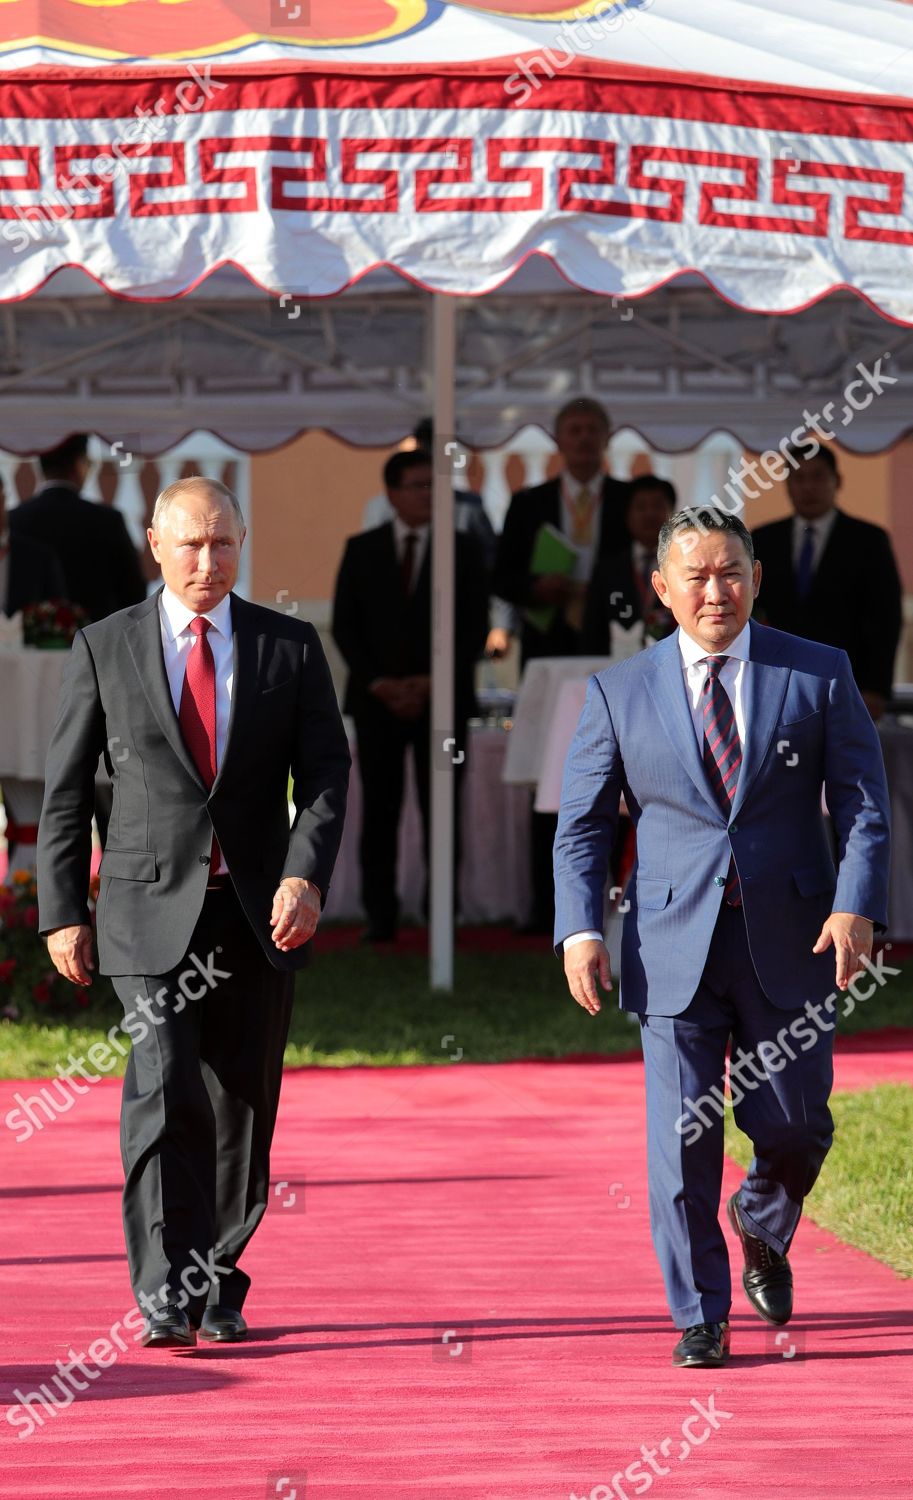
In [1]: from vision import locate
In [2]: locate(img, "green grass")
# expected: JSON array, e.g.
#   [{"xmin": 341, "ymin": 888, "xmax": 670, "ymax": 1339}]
[
  {"xmin": 2, "ymin": 941, "xmax": 910, "ymax": 1079},
  {"xmin": 725, "ymin": 1082, "xmax": 913, "ymax": 1279}
]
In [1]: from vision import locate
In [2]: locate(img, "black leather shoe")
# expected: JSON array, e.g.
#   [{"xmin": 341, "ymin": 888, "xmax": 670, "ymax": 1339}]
[
  {"xmin": 672, "ymin": 1321, "xmax": 730, "ymax": 1368},
  {"xmin": 140, "ymin": 1303, "xmax": 196, "ymax": 1348},
  {"xmin": 199, "ymin": 1307, "xmax": 248, "ymax": 1343},
  {"xmin": 727, "ymin": 1192, "xmax": 793, "ymax": 1326}
]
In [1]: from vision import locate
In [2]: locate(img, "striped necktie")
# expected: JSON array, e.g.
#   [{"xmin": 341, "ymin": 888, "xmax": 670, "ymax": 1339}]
[{"xmin": 701, "ymin": 654, "xmax": 742, "ymax": 906}]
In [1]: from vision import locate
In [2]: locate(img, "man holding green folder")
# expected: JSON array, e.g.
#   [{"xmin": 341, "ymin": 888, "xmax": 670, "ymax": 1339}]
[{"xmin": 493, "ymin": 397, "xmax": 630, "ymax": 932}]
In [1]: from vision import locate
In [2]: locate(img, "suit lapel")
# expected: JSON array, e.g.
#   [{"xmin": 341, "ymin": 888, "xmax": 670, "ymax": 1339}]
[
  {"xmin": 644, "ymin": 632, "xmax": 720, "ymax": 817},
  {"xmin": 729, "ymin": 620, "xmax": 790, "ymax": 819},
  {"xmin": 124, "ymin": 591, "xmax": 207, "ymax": 791},
  {"xmin": 211, "ymin": 593, "xmax": 265, "ymax": 793}
]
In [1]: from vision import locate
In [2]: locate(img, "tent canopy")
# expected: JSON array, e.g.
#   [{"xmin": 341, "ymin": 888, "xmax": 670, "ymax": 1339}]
[
  {"xmin": 3, "ymin": 1, "xmax": 913, "ymax": 315},
  {"xmin": 2, "ymin": 262, "xmax": 913, "ymax": 454}
]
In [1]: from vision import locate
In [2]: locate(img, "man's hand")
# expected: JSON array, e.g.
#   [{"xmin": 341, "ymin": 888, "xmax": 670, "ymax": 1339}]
[
  {"xmin": 485, "ymin": 626, "xmax": 513, "ymax": 659},
  {"xmin": 564, "ymin": 938, "xmax": 612, "ymax": 1016},
  {"xmin": 47, "ymin": 924, "xmax": 95, "ymax": 987},
  {"xmin": 530, "ymin": 573, "xmax": 576, "ymax": 607},
  {"xmin": 813, "ymin": 912, "xmax": 874, "ymax": 991},
  {"xmin": 270, "ymin": 878, "xmax": 321, "ymax": 952}
]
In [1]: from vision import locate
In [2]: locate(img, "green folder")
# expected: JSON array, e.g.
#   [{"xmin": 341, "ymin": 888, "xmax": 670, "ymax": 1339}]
[{"xmin": 523, "ymin": 522, "xmax": 580, "ymax": 634}]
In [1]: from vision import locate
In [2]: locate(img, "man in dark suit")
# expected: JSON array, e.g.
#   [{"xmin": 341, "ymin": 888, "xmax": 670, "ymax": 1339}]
[
  {"xmin": 38, "ymin": 477, "xmax": 350, "ymax": 1348},
  {"xmin": 332, "ymin": 449, "xmax": 488, "ymax": 942},
  {"xmin": 493, "ymin": 397, "xmax": 630, "ymax": 665},
  {"xmin": 582, "ymin": 475, "xmax": 677, "ymax": 655},
  {"xmin": 555, "ymin": 508, "xmax": 890, "ymax": 1367},
  {"xmin": 9, "ymin": 434, "xmax": 147, "ymax": 623},
  {"xmin": 493, "ymin": 397, "xmax": 629, "ymax": 933},
  {"xmin": 751, "ymin": 445, "xmax": 903, "ymax": 719},
  {"xmin": 0, "ymin": 475, "xmax": 67, "ymax": 616}
]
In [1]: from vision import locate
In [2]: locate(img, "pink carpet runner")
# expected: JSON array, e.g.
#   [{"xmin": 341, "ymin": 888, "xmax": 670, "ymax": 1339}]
[{"xmin": 3, "ymin": 1047, "xmax": 913, "ymax": 1497}]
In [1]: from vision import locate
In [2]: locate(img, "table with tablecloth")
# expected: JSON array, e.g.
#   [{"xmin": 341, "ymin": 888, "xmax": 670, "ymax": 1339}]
[{"xmin": 323, "ymin": 724, "xmax": 531, "ymax": 924}]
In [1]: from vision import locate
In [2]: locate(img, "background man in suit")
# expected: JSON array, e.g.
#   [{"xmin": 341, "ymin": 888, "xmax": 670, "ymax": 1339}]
[
  {"xmin": 493, "ymin": 397, "xmax": 629, "ymax": 665},
  {"xmin": 582, "ymin": 475, "xmax": 677, "ymax": 655},
  {"xmin": 555, "ymin": 508, "xmax": 890, "ymax": 1368},
  {"xmin": 0, "ymin": 474, "xmax": 67, "ymax": 617},
  {"xmin": 493, "ymin": 397, "xmax": 629, "ymax": 934},
  {"xmin": 332, "ymin": 449, "xmax": 488, "ymax": 943},
  {"xmin": 751, "ymin": 445, "xmax": 903, "ymax": 719},
  {"xmin": 9, "ymin": 434, "xmax": 147, "ymax": 624},
  {"xmin": 38, "ymin": 477, "xmax": 350, "ymax": 1348}
]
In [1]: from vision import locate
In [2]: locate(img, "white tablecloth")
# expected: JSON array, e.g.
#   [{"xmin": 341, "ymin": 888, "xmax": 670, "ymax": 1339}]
[
  {"xmin": 502, "ymin": 656, "xmax": 610, "ymax": 788},
  {"xmin": 323, "ymin": 725, "xmax": 532, "ymax": 924},
  {"xmin": 0, "ymin": 648, "xmax": 72, "ymax": 777}
]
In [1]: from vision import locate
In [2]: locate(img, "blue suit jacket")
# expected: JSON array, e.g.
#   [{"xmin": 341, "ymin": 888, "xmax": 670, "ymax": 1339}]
[{"xmin": 553, "ymin": 620, "xmax": 891, "ymax": 1015}]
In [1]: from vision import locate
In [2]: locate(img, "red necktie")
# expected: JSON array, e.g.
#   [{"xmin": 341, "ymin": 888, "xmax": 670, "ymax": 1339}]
[
  {"xmin": 179, "ymin": 616, "xmax": 220, "ymax": 874},
  {"xmin": 702, "ymin": 655, "xmax": 742, "ymax": 906}
]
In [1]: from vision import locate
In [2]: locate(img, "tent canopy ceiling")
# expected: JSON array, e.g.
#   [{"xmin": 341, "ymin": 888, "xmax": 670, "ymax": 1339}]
[{"xmin": 0, "ymin": 263, "xmax": 909, "ymax": 454}]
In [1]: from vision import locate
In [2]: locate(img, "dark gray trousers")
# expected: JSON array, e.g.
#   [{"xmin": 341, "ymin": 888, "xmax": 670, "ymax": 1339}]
[{"xmin": 112, "ymin": 885, "xmax": 294, "ymax": 1322}]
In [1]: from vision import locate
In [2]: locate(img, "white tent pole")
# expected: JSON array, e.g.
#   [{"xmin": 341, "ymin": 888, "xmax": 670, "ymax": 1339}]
[{"xmin": 430, "ymin": 293, "xmax": 456, "ymax": 992}]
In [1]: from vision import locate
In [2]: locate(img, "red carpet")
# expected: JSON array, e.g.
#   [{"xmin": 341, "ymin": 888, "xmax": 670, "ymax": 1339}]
[{"xmin": 3, "ymin": 1046, "xmax": 913, "ymax": 1498}]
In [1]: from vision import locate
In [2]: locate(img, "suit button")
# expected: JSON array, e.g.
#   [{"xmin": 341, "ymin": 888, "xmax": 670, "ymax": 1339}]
[
  {"xmin": 730, "ymin": 823, "xmax": 739, "ymax": 834},
  {"xmin": 714, "ymin": 875, "xmax": 726, "ymax": 886},
  {"xmin": 199, "ymin": 854, "xmax": 210, "ymax": 865}
]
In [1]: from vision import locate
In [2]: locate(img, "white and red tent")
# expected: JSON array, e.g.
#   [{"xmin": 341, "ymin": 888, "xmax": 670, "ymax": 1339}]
[{"xmin": 2, "ymin": 0, "xmax": 912, "ymax": 981}]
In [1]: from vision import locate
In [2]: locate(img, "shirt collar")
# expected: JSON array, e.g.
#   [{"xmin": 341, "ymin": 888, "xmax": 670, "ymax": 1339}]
[
  {"xmin": 159, "ymin": 584, "xmax": 233, "ymax": 643},
  {"xmin": 392, "ymin": 516, "xmax": 429, "ymax": 543},
  {"xmin": 562, "ymin": 471, "xmax": 603, "ymax": 503},
  {"xmin": 793, "ymin": 507, "xmax": 837, "ymax": 537},
  {"xmin": 678, "ymin": 619, "xmax": 752, "ymax": 668}
]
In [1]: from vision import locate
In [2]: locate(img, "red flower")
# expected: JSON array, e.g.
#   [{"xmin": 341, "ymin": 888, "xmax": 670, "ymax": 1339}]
[
  {"xmin": 32, "ymin": 977, "xmax": 52, "ymax": 1004},
  {"xmin": 76, "ymin": 991, "xmax": 90, "ymax": 1008},
  {"xmin": 0, "ymin": 958, "xmax": 17, "ymax": 983},
  {"xmin": 22, "ymin": 904, "xmax": 39, "ymax": 928}
]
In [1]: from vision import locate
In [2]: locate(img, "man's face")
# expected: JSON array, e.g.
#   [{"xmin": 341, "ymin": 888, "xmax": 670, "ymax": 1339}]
[
  {"xmin": 628, "ymin": 488, "xmax": 673, "ymax": 550},
  {"xmin": 555, "ymin": 411, "xmax": 610, "ymax": 477},
  {"xmin": 786, "ymin": 455, "xmax": 840, "ymax": 519},
  {"xmin": 148, "ymin": 489, "xmax": 245, "ymax": 613},
  {"xmin": 654, "ymin": 528, "xmax": 761, "ymax": 651},
  {"xmin": 387, "ymin": 463, "xmax": 433, "ymax": 528}
]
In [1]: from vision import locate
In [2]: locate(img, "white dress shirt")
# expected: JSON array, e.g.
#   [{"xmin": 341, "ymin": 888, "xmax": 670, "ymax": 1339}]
[
  {"xmin": 563, "ymin": 621, "xmax": 752, "ymax": 951},
  {"xmin": 392, "ymin": 516, "xmax": 430, "ymax": 591},
  {"xmin": 159, "ymin": 585, "xmax": 234, "ymax": 873},
  {"xmin": 791, "ymin": 508, "xmax": 837, "ymax": 574},
  {"xmin": 560, "ymin": 473, "xmax": 603, "ymax": 583}
]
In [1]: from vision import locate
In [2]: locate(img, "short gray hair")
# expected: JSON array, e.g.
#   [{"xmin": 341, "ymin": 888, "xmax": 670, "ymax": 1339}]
[
  {"xmin": 151, "ymin": 476, "xmax": 244, "ymax": 534},
  {"xmin": 657, "ymin": 507, "xmax": 754, "ymax": 572}
]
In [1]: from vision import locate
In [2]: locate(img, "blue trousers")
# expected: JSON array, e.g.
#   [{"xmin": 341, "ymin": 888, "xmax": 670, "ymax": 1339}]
[{"xmin": 638, "ymin": 902, "xmax": 834, "ymax": 1328}]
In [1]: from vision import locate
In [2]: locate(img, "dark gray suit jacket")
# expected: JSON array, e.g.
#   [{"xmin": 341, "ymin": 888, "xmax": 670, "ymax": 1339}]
[{"xmin": 38, "ymin": 589, "xmax": 350, "ymax": 976}]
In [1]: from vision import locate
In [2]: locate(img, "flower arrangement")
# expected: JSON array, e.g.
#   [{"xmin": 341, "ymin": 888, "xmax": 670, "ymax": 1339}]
[
  {"xmin": 22, "ymin": 599, "xmax": 89, "ymax": 649},
  {"xmin": 0, "ymin": 869, "xmax": 107, "ymax": 1020}
]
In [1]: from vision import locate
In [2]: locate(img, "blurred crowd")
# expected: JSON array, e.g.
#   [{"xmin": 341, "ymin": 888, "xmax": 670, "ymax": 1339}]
[{"xmin": 0, "ymin": 410, "xmax": 904, "ymax": 940}]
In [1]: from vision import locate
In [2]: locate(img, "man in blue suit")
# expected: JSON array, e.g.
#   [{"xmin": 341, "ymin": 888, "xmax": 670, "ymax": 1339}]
[{"xmin": 554, "ymin": 507, "xmax": 890, "ymax": 1368}]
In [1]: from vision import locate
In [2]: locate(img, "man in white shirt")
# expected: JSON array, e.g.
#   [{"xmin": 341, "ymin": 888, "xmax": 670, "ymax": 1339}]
[{"xmin": 554, "ymin": 507, "xmax": 890, "ymax": 1368}]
